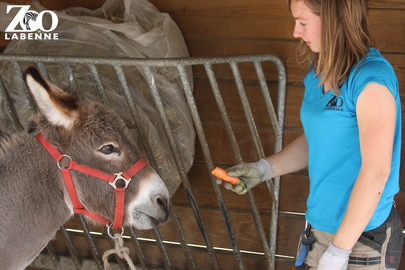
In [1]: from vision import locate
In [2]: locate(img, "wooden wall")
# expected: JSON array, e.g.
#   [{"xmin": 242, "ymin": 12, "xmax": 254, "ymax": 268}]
[{"xmin": 1, "ymin": 0, "xmax": 404, "ymax": 269}]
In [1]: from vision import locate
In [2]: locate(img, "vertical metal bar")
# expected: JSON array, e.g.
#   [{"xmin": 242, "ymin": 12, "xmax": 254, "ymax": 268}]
[
  {"xmin": 62, "ymin": 63, "xmax": 80, "ymax": 96},
  {"xmin": 229, "ymin": 61, "xmax": 274, "ymax": 269},
  {"xmin": 253, "ymin": 60, "xmax": 280, "ymax": 270},
  {"xmin": 143, "ymin": 65, "xmax": 221, "ymax": 270},
  {"xmin": 152, "ymin": 228, "xmax": 172, "ymax": 270},
  {"xmin": 203, "ymin": 63, "xmax": 247, "ymax": 269},
  {"xmin": 204, "ymin": 63, "xmax": 241, "ymax": 162},
  {"xmin": 113, "ymin": 65, "xmax": 156, "ymax": 166},
  {"xmin": 253, "ymin": 61, "xmax": 281, "ymax": 139},
  {"xmin": 37, "ymin": 62, "xmax": 50, "ymax": 81},
  {"xmin": 229, "ymin": 61, "xmax": 265, "ymax": 158},
  {"xmin": 78, "ymin": 214, "xmax": 104, "ymax": 270},
  {"xmin": 0, "ymin": 76, "xmax": 23, "ymax": 132},
  {"xmin": 115, "ymin": 64, "xmax": 197, "ymax": 269},
  {"xmin": 115, "ymin": 65, "xmax": 175, "ymax": 268},
  {"xmin": 271, "ymin": 56, "xmax": 287, "ymax": 270},
  {"xmin": 88, "ymin": 64, "xmax": 111, "ymax": 106},
  {"xmin": 128, "ymin": 227, "xmax": 150, "ymax": 270},
  {"xmin": 60, "ymin": 225, "xmax": 82, "ymax": 270},
  {"xmin": 167, "ymin": 201, "xmax": 196, "ymax": 269}
]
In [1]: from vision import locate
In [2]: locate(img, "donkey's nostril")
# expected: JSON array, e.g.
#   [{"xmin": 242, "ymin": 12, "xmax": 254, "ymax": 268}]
[{"xmin": 156, "ymin": 197, "xmax": 167, "ymax": 210}]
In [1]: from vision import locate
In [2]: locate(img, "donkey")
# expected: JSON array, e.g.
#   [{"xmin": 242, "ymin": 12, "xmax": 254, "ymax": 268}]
[{"xmin": 0, "ymin": 66, "xmax": 170, "ymax": 270}]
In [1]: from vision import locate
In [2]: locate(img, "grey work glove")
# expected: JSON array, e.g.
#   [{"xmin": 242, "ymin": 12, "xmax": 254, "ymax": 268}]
[
  {"xmin": 221, "ymin": 159, "xmax": 272, "ymax": 195},
  {"xmin": 317, "ymin": 242, "xmax": 351, "ymax": 270}
]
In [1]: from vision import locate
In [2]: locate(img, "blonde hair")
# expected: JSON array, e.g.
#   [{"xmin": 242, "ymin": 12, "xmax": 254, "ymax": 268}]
[{"xmin": 287, "ymin": 0, "xmax": 374, "ymax": 94}]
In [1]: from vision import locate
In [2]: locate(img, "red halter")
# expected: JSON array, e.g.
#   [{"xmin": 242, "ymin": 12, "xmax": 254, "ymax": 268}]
[{"xmin": 36, "ymin": 133, "xmax": 148, "ymax": 229}]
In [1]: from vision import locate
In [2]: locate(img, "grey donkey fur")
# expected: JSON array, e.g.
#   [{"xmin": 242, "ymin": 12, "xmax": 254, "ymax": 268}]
[{"xmin": 0, "ymin": 67, "xmax": 169, "ymax": 270}]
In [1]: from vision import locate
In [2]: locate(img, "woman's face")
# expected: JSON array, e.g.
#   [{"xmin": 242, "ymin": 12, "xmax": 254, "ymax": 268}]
[{"xmin": 290, "ymin": 0, "xmax": 322, "ymax": 53}]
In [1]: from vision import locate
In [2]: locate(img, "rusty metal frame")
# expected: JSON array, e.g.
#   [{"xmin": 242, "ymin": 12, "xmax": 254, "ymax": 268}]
[{"xmin": 0, "ymin": 54, "xmax": 286, "ymax": 270}]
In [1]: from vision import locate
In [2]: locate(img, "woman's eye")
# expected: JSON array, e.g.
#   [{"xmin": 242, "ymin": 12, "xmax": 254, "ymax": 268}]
[{"xmin": 99, "ymin": 144, "xmax": 119, "ymax": 155}]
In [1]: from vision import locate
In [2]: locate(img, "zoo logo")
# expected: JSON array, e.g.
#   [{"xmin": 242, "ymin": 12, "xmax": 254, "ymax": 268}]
[
  {"xmin": 324, "ymin": 95, "xmax": 344, "ymax": 112},
  {"xmin": 5, "ymin": 5, "xmax": 59, "ymax": 40}
]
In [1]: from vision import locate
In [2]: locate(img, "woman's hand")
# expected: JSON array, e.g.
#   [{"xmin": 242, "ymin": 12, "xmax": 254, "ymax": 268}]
[{"xmin": 220, "ymin": 159, "xmax": 272, "ymax": 195}]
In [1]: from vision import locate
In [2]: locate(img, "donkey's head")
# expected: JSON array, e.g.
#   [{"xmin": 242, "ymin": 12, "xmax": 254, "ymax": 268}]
[{"xmin": 24, "ymin": 66, "xmax": 169, "ymax": 230}]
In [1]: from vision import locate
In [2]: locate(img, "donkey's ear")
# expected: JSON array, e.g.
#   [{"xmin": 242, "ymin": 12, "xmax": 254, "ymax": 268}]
[{"xmin": 24, "ymin": 66, "xmax": 79, "ymax": 129}]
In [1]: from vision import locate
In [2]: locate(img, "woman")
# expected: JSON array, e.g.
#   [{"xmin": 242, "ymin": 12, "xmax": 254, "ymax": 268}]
[{"xmin": 219, "ymin": 0, "xmax": 403, "ymax": 269}]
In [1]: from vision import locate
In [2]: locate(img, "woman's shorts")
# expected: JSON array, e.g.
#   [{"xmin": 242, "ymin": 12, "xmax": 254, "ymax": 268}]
[{"xmin": 302, "ymin": 205, "xmax": 403, "ymax": 269}]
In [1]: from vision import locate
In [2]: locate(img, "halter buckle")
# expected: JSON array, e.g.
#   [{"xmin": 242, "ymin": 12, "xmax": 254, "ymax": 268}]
[{"xmin": 110, "ymin": 172, "xmax": 131, "ymax": 189}]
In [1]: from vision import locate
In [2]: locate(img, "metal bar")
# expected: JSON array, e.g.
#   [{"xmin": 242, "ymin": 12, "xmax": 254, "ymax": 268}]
[
  {"xmin": 253, "ymin": 61, "xmax": 281, "ymax": 139},
  {"xmin": 229, "ymin": 61, "xmax": 265, "ymax": 158},
  {"xmin": 60, "ymin": 225, "xmax": 82, "ymax": 270},
  {"xmin": 152, "ymin": 228, "xmax": 172, "ymax": 270},
  {"xmin": 202, "ymin": 63, "xmax": 247, "ymax": 269},
  {"xmin": 204, "ymin": 63, "xmax": 241, "ymax": 162},
  {"xmin": 0, "ymin": 54, "xmax": 287, "ymax": 270},
  {"xmin": 37, "ymin": 62, "xmax": 50, "ymax": 81},
  {"xmin": 1, "ymin": 54, "xmax": 286, "ymax": 69},
  {"xmin": 62, "ymin": 63, "xmax": 79, "ymax": 95},
  {"xmin": 115, "ymin": 64, "xmax": 196, "ymax": 270},
  {"xmin": 167, "ymin": 201, "xmax": 196, "ymax": 269},
  {"xmin": 88, "ymin": 64, "xmax": 111, "ymax": 106},
  {"xmin": 228, "ymin": 61, "xmax": 275, "ymax": 269},
  {"xmin": 143, "ymin": 65, "xmax": 221, "ymax": 270},
  {"xmin": 113, "ymin": 65, "xmax": 156, "ymax": 166},
  {"xmin": 0, "ymin": 76, "xmax": 23, "ymax": 132},
  {"xmin": 270, "ymin": 56, "xmax": 287, "ymax": 270},
  {"xmin": 128, "ymin": 227, "xmax": 150, "ymax": 270},
  {"xmin": 78, "ymin": 214, "xmax": 104, "ymax": 270}
]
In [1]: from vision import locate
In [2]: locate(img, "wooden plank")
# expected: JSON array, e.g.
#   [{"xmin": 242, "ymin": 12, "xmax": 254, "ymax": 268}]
[
  {"xmin": 368, "ymin": 9, "xmax": 405, "ymax": 52},
  {"xmin": 2, "ymin": 0, "xmax": 105, "ymax": 10},
  {"xmin": 192, "ymin": 123, "xmax": 302, "ymax": 165},
  {"xmin": 149, "ymin": 0, "xmax": 293, "ymax": 39},
  {"xmin": 367, "ymin": 0, "xmax": 405, "ymax": 9},
  {"xmin": 149, "ymin": 0, "xmax": 405, "ymax": 12},
  {"xmin": 40, "ymin": 0, "xmax": 105, "ymax": 10},
  {"xmin": 171, "ymin": 157, "xmax": 308, "ymax": 214},
  {"xmin": 148, "ymin": 0, "xmax": 405, "ymax": 53},
  {"xmin": 2, "ymin": 0, "xmax": 404, "ymax": 56},
  {"xmin": 147, "ymin": 0, "xmax": 404, "ymax": 52}
]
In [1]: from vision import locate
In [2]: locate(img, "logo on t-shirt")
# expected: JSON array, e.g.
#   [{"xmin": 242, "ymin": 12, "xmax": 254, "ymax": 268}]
[{"xmin": 324, "ymin": 96, "xmax": 344, "ymax": 111}]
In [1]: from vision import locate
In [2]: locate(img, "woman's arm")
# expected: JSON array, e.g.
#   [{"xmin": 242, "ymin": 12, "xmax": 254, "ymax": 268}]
[
  {"xmin": 332, "ymin": 82, "xmax": 396, "ymax": 250},
  {"xmin": 224, "ymin": 133, "xmax": 309, "ymax": 194},
  {"xmin": 266, "ymin": 132, "xmax": 309, "ymax": 178}
]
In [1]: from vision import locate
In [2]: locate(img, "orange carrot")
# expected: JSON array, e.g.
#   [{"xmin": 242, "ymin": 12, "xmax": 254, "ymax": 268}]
[{"xmin": 211, "ymin": 167, "xmax": 240, "ymax": 185}]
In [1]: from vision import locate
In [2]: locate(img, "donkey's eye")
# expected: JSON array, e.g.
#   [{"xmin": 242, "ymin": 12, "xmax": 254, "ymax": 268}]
[{"xmin": 99, "ymin": 144, "xmax": 120, "ymax": 155}]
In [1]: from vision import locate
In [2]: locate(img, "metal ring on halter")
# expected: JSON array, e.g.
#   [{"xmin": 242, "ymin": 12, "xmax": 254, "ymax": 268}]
[
  {"xmin": 57, "ymin": 154, "xmax": 72, "ymax": 170},
  {"xmin": 107, "ymin": 224, "xmax": 124, "ymax": 238}
]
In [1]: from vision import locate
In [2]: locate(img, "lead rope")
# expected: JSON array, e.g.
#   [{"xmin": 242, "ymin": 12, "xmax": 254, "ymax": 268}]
[{"xmin": 102, "ymin": 233, "xmax": 138, "ymax": 270}]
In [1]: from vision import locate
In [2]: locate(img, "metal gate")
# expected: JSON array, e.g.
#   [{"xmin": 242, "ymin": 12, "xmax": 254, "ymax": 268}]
[{"xmin": 0, "ymin": 54, "xmax": 286, "ymax": 270}]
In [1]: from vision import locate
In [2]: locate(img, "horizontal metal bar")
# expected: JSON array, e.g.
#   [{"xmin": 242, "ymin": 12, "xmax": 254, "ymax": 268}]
[{"xmin": 0, "ymin": 54, "xmax": 284, "ymax": 69}]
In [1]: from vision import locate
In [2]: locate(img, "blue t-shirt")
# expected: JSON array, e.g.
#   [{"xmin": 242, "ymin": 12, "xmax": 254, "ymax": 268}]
[{"xmin": 300, "ymin": 48, "xmax": 402, "ymax": 233}]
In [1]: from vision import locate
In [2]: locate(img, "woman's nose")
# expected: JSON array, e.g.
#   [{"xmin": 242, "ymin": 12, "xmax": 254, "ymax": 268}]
[{"xmin": 293, "ymin": 23, "xmax": 303, "ymax": 38}]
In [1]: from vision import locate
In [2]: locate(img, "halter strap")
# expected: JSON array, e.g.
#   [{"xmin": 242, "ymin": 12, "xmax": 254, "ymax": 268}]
[{"xmin": 36, "ymin": 132, "xmax": 148, "ymax": 229}]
